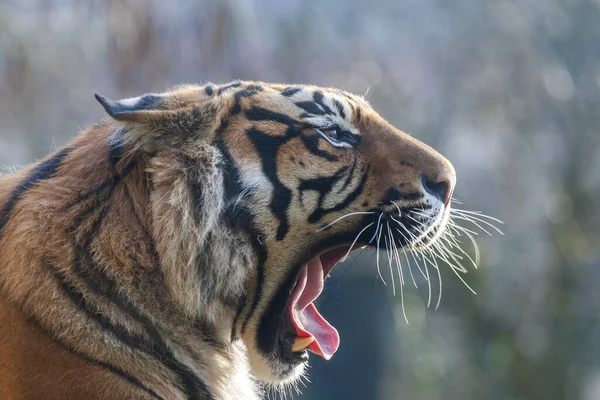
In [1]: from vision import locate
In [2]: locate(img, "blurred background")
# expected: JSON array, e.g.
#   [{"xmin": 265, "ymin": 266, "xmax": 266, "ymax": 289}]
[{"xmin": 1, "ymin": 1, "xmax": 599, "ymax": 399}]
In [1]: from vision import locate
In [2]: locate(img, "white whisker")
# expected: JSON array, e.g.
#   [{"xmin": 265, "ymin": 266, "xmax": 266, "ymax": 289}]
[
  {"xmin": 389, "ymin": 227, "xmax": 409, "ymax": 324},
  {"xmin": 393, "ymin": 227, "xmax": 422, "ymax": 285},
  {"xmin": 442, "ymin": 232, "xmax": 477, "ymax": 270},
  {"xmin": 341, "ymin": 222, "xmax": 374, "ymax": 261},
  {"xmin": 369, "ymin": 213, "xmax": 384, "ymax": 243},
  {"xmin": 316, "ymin": 211, "xmax": 375, "ymax": 232},
  {"xmin": 376, "ymin": 222, "xmax": 387, "ymax": 285},
  {"xmin": 449, "ymin": 212, "xmax": 504, "ymax": 235},
  {"xmin": 390, "ymin": 200, "xmax": 402, "ymax": 216},
  {"xmin": 450, "ymin": 214, "xmax": 494, "ymax": 236},
  {"xmin": 351, "ymin": 199, "xmax": 499, "ymax": 319},
  {"xmin": 448, "ymin": 221, "xmax": 480, "ymax": 236},
  {"xmin": 385, "ymin": 222, "xmax": 396, "ymax": 296},
  {"xmin": 451, "ymin": 208, "xmax": 505, "ymax": 225}
]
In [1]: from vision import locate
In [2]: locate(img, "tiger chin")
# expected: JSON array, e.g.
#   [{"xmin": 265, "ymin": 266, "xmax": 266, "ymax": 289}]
[{"xmin": 0, "ymin": 81, "xmax": 456, "ymax": 399}]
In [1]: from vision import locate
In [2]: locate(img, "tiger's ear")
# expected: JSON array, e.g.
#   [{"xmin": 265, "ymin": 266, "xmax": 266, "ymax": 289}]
[{"xmin": 95, "ymin": 92, "xmax": 218, "ymax": 151}]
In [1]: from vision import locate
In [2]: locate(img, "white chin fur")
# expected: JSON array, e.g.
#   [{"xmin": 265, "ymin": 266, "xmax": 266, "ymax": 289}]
[{"xmin": 247, "ymin": 351, "xmax": 306, "ymax": 385}]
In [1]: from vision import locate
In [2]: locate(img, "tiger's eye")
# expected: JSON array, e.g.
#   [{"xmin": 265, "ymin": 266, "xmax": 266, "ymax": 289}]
[{"xmin": 325, "ymin": 129, "xmax": 339, "ymax": 140}]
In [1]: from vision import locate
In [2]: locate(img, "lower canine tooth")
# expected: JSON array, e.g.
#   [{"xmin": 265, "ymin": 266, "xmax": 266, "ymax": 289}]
[{"xmin": 292, "ymin": 336, "xmax": 315, "ymax": 352}]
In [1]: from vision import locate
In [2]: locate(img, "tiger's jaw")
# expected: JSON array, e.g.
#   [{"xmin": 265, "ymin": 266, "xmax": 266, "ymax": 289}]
[
  {"xmin": 243, "ymin": 195, "xmax": 453, "ymax": 385},
  {"xmin": 243, "ymin": 245, "xmax": 352, "ymax": 384}
]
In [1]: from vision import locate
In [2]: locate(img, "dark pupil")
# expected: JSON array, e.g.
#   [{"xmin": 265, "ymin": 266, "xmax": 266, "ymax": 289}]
[{"xmin": 327, "ymin": 129, "xmax": 339, "ymax": 140}]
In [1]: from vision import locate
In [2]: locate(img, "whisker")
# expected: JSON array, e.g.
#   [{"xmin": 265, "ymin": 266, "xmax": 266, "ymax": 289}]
[
  {"xmin": 450, "ymin": 212, "xmax": 505, "ymax": 235},
  {"xmin": 448, "ymin": 261, "xmax": 477, "ymax": 295},
  {"xmin": 375, "ymin": 222, "xmax": 387, "ymax": 285},
  {"xmin": 341, "ymin": 222, "xmax": 375, "ymax": 261},
  {"xmin": 393, "ymin": 227, "xmax": 424, "ymax": 285},
  {"xmin": 420, "ymin": 248, "xmax": 432, "ymax": 308},
  {"xmin": 389, "ymin": 230, "xmax": 409, "ymax": 324},
  {"xmin": 392, "ymin": 218, "xmax": 428, "ymax": 280},
  {"xmin": 390, "ymin": 200, "xmax": 402, "ymax": 217},
  {"xmin": 359, "ymin": 199, "xmax": 498, "ymax": 316},
  {"xmin": 448, "ymin": 221, "xmax": 480, "ymax": 236},
  {"xmin": 388, "ymin": 222, "xmax": 417, "ymax": 288},
  {"xmin": 423, "ymin": 249, "xmax": 443, "ymax": 310},
  {"xmin": 449, "ymin": 214, "xmax": 494, "ymax": 236},
  {"xmin": 390, "ymin": 231, "xmax": 405, "ymax": 286},
  {"xmin": 462, "ymin": 229, "xmax": 481, "ymax": 267},
  {"xmin": 369, "ymin": 213, "xmax": 384, "ymax": 243},
  {"xmin": 451, "ymin": 208, "xmax": 505, "ymax": 225},
  {"xmin": 316, "ymin": 211, "xmax": 375, "ymax": 232},
  {"xmin": 442, "ymin": 232, "xmax": 477, "ymax": 270},
  {"xmin": 385, "ymin": 222, "xmax": 396, "ymax": 296}
]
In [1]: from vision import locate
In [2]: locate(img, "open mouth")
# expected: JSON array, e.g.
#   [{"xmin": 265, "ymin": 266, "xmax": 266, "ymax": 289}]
[
  {"xmin": 281, "ymin": 246, "xmax": 350, "ymax": 361},
  {"xmin": 272, "ymin": 206, "xmax": 449, "ymax": 370}
]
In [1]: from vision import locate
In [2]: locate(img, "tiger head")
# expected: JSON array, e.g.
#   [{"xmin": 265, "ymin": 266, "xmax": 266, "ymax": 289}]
[{"xmin": 96, "ymin": 81, "xmax": 456, "ymax": 388}]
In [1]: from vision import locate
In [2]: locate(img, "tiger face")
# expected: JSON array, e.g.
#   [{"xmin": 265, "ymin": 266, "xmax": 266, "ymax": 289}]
[{"xmin": 96, "ymin": 81, "xmax": 456, "ymax": 389}]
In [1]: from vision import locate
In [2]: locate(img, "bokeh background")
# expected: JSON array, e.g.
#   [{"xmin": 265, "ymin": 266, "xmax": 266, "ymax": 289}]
[{"xmin": 1, "ymin": 1, "xmax": 599, "ymax": 399}]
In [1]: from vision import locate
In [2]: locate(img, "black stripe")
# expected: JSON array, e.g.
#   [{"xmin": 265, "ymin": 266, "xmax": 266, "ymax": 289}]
[
  {"xmin": 355, "ymin": 107, "xmax": 361, "ymax": 122},
  {"xmin": 339, "ymin": 155, "xmax": 357, "ymax": 193},
  {"xmin": 245, "ymin": 128, "xmax": 294, "ymax": 240},
  {"xmin": 256, "ymin": 260, "xmax": 299, "ymax": 356},
  {"xmin": 241, "ymin": 230, "xmax": 268, "ymax": 335},
  {"xmin": 217, "ymin": 82, "xmax": 242, "ymax": 95},
  {"xmin": 332, "ymin": 99, "xmax": 347, "ymax": 119},
  {"xmin": 214, "ymin": 139, "xmax": 253, "ymax": 231},
  {"xmin": 299, "ymin": 165, "xmax": 348, "ymax": 207},
  {"xmin": 313, "ymin": 91, "xmax": 333, "ymax": 115},
  {"xmin": 281, "ymin": 87, "xmax": 301, "ymax": 97},
  {"xmin": 214, "ymin": 140, "xmax": 241, "ymax": 205},
  {"xmin": 231, "ymin": 102, "xmax": 242, "ymax": 115},
  {"xmin": 234, "ymin": 85, "xmax": 263, "ymax": 100},
  {"xmin": 245, "ymin": 107, "xmax": 298, "ymax": 126},
  {"xmin": 205, "ymin": 85, "xmax": 214, "ymax": 96},
  {"xmin": 0, "ymin": 147, "xmax": 73, "ymax": 239},
  {"xmin": 294, "ymin": 101, "xmax": 326, "ymax": 116},
  {"xmin": 300, "ymin": 133, "xmax": 338, "ymax": 161},
  {"xmin": 309, "ymin": 166, "xmax": 370, "ymax": 224}
]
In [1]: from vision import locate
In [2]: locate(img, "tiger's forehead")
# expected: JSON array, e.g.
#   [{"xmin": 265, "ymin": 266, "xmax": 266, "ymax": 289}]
[{"xmin": 168, "ymin": 81, "xmax": 369, "ymax": 129}]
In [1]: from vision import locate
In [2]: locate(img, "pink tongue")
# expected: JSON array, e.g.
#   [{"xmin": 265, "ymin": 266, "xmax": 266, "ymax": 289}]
[{"xmin": 289, "ymin": 256, "xmax": 340, "ymax": 360}]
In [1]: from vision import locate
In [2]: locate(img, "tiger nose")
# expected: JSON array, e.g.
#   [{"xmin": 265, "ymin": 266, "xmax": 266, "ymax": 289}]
[{"xmin": 422, "ymin": 171, "xmax": 456, "ymax": 205}]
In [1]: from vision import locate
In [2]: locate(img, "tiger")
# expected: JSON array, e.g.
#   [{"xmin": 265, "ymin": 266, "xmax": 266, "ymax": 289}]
[{"xmin": 0, "ymin": 81, "xmax": 456, "ymax": 399}]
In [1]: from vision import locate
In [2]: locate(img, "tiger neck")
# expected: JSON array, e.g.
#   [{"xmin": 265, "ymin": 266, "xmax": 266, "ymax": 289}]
[{"xmin": 0, "ymin": 127, "xmax": 257, "ymax": 399}]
